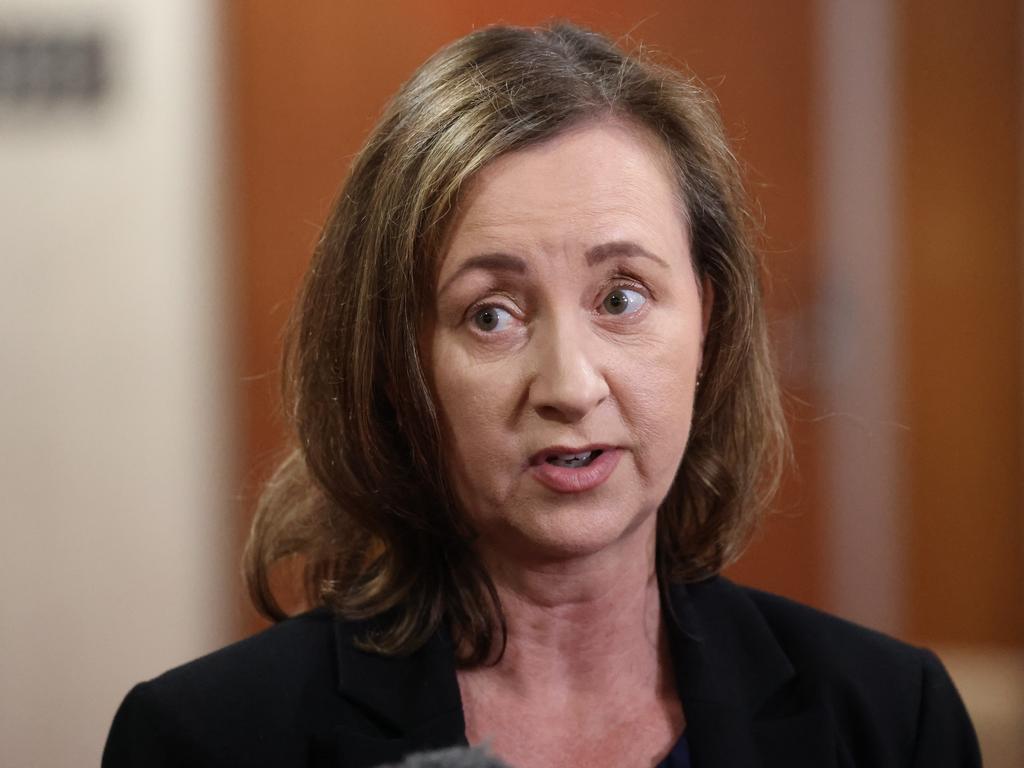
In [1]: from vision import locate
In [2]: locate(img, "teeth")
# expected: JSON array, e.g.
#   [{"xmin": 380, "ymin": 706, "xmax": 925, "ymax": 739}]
[{"xmin": 546, "ymin": 450, "xmax": 601, "ymax": 468}]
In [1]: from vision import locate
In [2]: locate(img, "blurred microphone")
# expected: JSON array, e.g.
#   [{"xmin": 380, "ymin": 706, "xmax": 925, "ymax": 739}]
[{"xmin": 377, "ymin": 744, "xmax": 513, "ymax": 767}]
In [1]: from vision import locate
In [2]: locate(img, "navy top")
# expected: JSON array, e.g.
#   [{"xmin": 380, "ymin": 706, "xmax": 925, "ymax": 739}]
[{"xmin": 656, "ymin": 731, "xmax": 691, "ymax": 768}]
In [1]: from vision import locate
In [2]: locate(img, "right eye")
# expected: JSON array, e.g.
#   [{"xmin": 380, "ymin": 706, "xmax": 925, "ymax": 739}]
[{"xmin": 471, "ymin": 305, "xmax": 514, "ymax": 332}]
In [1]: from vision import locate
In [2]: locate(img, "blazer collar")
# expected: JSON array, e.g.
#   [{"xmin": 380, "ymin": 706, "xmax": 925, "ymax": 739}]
[
  {"xmin": 666, "ymin": 577, "xmax": 838, "ymax": 768},
  {"xmin": 664, "ymin": 577, "xmax": 794, "ymax": 709},
  {"xmin": 332, "ymin": 614, "xmax": 465, "ymax": 735},
  {"xmin": 320, "ymin": 614, "xmax": 467, "ymax": 767}
]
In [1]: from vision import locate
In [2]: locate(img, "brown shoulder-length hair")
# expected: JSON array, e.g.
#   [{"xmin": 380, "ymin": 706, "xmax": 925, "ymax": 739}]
[{"xmin": 244, "ymin": 21, "xmax": 787, "ymax": 665}]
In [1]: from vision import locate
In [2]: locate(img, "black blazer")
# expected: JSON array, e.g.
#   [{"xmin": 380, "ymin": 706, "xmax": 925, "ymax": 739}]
[{"xmin": 102, "ymin": 577, "xmax": 980, "ymax": 767}]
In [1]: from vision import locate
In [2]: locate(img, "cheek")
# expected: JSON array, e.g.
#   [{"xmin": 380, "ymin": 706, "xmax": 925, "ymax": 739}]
[
  {"xmin": 432, "ymin": 341, "xmax": 506, "ymax": 437},
  {"xmin": 429, "ymin": 337, "xmax": 521, "ymax": 501},
  {"xmin": 630, "ymin": 376, "xmax": 694, "ymax": 473},
  {"xmin": 619, "ymin": 330, "xmax": 700, "ymax": 486}
]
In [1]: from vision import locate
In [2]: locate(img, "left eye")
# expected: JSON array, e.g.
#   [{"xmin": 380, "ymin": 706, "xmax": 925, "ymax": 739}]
[
  {"xmin": 601, "ymin": 287, "xmax": 646, "ymax": 316},
  {"xmin": 472, "ymin": 305, "xmax": 514, "ymax": 332}
]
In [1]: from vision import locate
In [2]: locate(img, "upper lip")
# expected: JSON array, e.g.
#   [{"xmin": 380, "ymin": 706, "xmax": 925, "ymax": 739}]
[{"xmin": 529, "ymin": 444, "xmax": 616, "ymax": 466}]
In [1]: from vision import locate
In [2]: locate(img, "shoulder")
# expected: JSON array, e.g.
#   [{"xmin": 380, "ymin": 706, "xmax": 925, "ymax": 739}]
[
  {"xmin": 742, "ymin": 583, "xmax": 928, "ymax": 678},
  {"xmin": 688, "ymin": 576, "xmax": 930, "ymax": 674},
  {"xmin": 139, "ymin": 607, "xmax": 338, "ymax": 713},
  {"xmin": 682, "ymin": 577, "xmax": 980, "ymax": 766},
  {"xmin": 103, "ymin": 609, "xmax": 343, "ymax": 768},
  {"xmin": 748, "ymin": 584, "xmax": 979, "ymax": 759},
  {"xmin": 105, "ymin": 606, "xmax": 466, "ymax": 767}
]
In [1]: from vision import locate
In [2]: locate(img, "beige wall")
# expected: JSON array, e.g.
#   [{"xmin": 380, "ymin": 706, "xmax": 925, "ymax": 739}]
[{"xmin": 0, "ymin": 1, "xmax": 232, "ymax": 766}]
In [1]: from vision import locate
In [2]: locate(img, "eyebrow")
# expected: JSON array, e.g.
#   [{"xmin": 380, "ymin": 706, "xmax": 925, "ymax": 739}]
[
  {"xmin": 585, "ymin": 240, "xmax": 670, "ymax": 270},
  {"xmin": 438, "ymin": 240, "xmax": 669, "ymax": 296},
  {"xmin": 438, "ymin": 252, "xmax": 528, "ymax": 297}
]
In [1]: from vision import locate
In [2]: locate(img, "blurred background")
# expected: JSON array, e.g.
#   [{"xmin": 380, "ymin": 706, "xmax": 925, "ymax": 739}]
[{"xmin": 1, "ymin": 1, "xmax": 1021, "ymax": 765}]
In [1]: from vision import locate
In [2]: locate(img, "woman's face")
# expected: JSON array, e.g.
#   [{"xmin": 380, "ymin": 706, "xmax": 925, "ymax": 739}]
[{"xmin": 425, "ymin": 119, "xmax": 709, "ymax": 565}]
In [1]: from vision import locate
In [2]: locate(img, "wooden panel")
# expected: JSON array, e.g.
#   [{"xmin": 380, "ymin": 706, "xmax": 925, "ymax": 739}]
[
  {"xmin": 224, "ymin": 0, "xmax": 821, "ymax": 634},
  {"xmin": 900, "ymin": 0, "xmax": 1024, "ymax": 644}
]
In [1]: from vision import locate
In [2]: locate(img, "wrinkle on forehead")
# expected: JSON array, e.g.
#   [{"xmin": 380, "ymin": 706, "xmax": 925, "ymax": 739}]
[
  {"xmin": 460, "ymin": 180, "xmax": 665, "ymax": 240},
  {"xmin": 437, "ymin": 116, "xmax": 690, "ymax": 275}
]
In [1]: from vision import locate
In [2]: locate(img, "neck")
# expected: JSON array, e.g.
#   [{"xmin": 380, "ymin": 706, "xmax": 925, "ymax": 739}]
[{"xmin": 468, "ymin": 517, "xmax": 667, "ymax": 699}]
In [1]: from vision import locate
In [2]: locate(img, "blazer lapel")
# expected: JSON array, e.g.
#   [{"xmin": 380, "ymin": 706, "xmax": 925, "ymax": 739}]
[
  {"xmin": 311, "ymin": 614, "xmax": 468, "ymax": 768},
  {"xmin": 666, "ymin": 579, "xmax": 840, "ymax": 768}
]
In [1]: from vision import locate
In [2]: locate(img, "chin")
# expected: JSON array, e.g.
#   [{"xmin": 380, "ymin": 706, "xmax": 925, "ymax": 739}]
[{"xmin": 485, "ymin": 499, "xmax": 657, "ymax": 565}]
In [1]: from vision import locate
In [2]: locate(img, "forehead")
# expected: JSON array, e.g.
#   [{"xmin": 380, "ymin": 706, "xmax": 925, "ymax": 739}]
[{"xmin": 438, "ymin": 119, "xmax": 687, "ymax": 274}]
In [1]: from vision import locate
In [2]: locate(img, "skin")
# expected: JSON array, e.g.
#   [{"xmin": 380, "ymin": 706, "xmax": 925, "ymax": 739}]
[{"xmin": 424, "ymin": 118, "xmax": 711, "ymax": 768}]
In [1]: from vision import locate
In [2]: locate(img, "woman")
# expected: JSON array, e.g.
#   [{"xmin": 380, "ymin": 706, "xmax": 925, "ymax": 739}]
[{"xmin": 104, "ymin": 22, "xmax": 979, "ymax": 768}]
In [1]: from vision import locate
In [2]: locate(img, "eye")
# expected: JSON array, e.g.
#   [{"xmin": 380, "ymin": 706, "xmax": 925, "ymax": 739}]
[
  {"xmin": 601, "ymin": 287, "xmax": 646, "ymax": 316},
  {"xmin": 472, "ymin": 305, "xmax": 514, "ymax": 332}
]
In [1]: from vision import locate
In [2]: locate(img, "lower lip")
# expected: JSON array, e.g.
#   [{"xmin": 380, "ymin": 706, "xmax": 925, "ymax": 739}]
[{"xmin": 530, "ymin": 449, "xmax": 622, "ymax": 493}]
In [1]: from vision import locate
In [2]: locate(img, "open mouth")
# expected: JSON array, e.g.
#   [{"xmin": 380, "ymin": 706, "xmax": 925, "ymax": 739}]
[
  {"xmin": 545, "ymin": 449, "xmax": 603, "ymax": 468},
  {"xmin": 531, "ymin": 446, "xmax": 620, "ymax": 493}
]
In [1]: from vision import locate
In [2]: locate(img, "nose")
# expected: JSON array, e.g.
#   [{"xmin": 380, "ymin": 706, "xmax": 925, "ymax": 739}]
[{"xmin": 527, "ymin": 312, "xmax": 609, "ymax": 423}]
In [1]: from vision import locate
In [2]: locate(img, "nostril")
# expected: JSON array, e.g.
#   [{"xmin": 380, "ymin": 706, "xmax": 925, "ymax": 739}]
[{"xmin": 529, "ymin": 365, "xmax": 610, "ymax": 422}]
